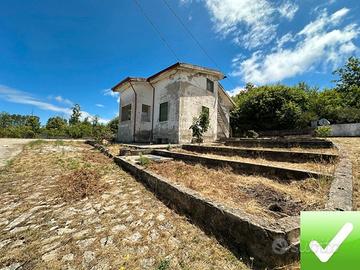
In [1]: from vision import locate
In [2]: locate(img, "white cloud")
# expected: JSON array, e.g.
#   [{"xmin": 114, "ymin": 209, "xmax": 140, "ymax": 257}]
[
  {"xmin": 96, "ymin": 104, "xmax": 104, "ymax": 108},
  {"xmin": 227, "ymin": 86, "xmax": 246, "ymax": 96},
  {"xmin": 197, "ymin": 0, "xmax": 298, "ymax": 49},
  {"xmin": 103, "ymin": 88, "xmax": 117, "ymax": 98},
  {"xmin": 103, "ymin": 88, "xmax": 120, "ymax": 103},
  {"xmin": 0, "ymin": 85, "xmax": 110, "ymax": 124},
  {"xmin": 233, "ymin": 8, "xmax": 359, "ymax": 84},
  {"xmin": 278, "ymin": 1, "xmax": 299, "ymax": 20},
  {"xmin": 54, "ymin": 95, "xmax": 73, "ymax": 106},
  {"xmin": 0, "ymin": 85, "xmax": 71, "ymax": 115}
]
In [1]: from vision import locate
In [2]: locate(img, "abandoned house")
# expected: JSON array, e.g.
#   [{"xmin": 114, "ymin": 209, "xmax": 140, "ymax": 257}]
[{"xmin": 111, "ymin": 62, "xmax": 235, "ymax": 144}]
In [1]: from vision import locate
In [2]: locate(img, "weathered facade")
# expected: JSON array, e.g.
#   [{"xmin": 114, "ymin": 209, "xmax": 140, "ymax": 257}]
[{"xmin": 112, "ymin": 63, "xmax": 234, "ymax": 144}]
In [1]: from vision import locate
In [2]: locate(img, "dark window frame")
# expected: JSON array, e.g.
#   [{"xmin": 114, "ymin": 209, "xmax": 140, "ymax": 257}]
[
  {"xmin": 121, "ymin": 104, "xmax": 132, "ymax": 122},
  {"xmin": 202, "ymin": 106, "xmax": 210, "ymax": 117},
  {"xmin": 206, "ymin": 78, "xmax": 214, "ymax": 92},
  {"xmin": 141, "ymin": 104, "xmax": 151, "ymax": 122},
  {"xmin": 159, "ymin": 102, "xmax": 169, "ymax": 122}
]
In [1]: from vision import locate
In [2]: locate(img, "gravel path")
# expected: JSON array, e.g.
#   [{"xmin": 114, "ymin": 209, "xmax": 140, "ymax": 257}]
[
  {"xmin": 0, "ymin": 139, "xmax": 35, "ymax": 168},
  {"xmin": 0, "ymin": 141, "xmax": 248, "ymax": 270}
]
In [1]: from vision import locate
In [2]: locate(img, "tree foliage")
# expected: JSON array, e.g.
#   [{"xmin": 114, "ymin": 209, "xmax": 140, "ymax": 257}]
[
  {"xmin": 190, "ymin": 110, "xmax": 210, "ymax": 142},
  {"xmin": 69, "ymin": 104, "xmax": 82, "ymax": 125},
  {"xmin": 231, "ymin": 57, "xmax": 360, "ymax": 134}
]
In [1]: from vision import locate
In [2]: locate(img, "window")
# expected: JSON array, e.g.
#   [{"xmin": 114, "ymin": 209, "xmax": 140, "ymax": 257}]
[
  {"xmin": 159, "ymin": 102, "xmax": 168, "ymax": 122},
  {"xmin": 141, "ymin": 104, "xmax": 151, "ymax": 122},
  {"xmin": 206, "ymin": 78, "xmax": 214, "ymax": 92},
  {"xmin": 202, "ymin": 106, "xmax": 209, "ymax": 117},
  {"xmin": 121, "ymin": 104, "xmax": 132, "ymax": 122}
]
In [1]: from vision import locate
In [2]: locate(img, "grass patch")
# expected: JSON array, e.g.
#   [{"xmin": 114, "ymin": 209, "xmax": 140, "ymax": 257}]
[
  {"xmin": 27, "ymin": 140, "xmax": 46, "ymax": 148},
  {"xmin": 57, "ymin": 167, "xmax": 109, "ymax": 201},
  {"xmin": 174, "ymin": 148, "xmax": 336, "ymax": 175},
  {"xmin": 147, "ymin": 161, "xmax": 331, "ymax": 220}
]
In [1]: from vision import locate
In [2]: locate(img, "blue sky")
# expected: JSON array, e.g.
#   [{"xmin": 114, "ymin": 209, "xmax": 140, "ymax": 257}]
[{"xmin": 0, "ymin": 0, "xmax": 359, "ymax": 124}]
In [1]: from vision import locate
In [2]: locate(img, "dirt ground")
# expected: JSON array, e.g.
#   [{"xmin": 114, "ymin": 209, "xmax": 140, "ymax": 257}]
[
  {"xmin": 0, "ymin": 139, "xmax": 36, "ymax": 168},
  {"xmin": 330, "ymin": 138, "xmax": 360, "ymax": 210},
  {"xmin": 0, "ymin": 141, "xmax": 249, "ymax": 270},
  {"xmin": 172, "ymin": 148, "xmax": 336, "ymax": 175},
  {"xmin": 146, "ymin": 161, "xmax": 330, "ymax": 222}
]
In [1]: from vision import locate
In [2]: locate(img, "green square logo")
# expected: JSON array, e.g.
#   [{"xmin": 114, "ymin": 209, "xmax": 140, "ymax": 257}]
[{"xmin": 301, "ymin": 211, "xmax": 360, "ymax": 269}]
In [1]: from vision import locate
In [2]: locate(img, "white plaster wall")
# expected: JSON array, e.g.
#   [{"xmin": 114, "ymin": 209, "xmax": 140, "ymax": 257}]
[
  {"xmin": 178, "ymin": 70, "xmax": 218, "ymax": 143},
  {"xmin": 152, "ymin": 72, "xmax": 181, "ymax": 143},
  {"xmin": 118, "ymin": 88, "xmax": 134, "ymax": 142},
  {"xmin": 134, "ymin": 83, "xmax": 153, "ymax": 142}
]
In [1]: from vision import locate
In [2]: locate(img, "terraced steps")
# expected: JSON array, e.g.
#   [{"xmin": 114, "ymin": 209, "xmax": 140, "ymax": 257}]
[{"xmin": 182, "ymin": 144, "xmax": 338, "ymax": 163}]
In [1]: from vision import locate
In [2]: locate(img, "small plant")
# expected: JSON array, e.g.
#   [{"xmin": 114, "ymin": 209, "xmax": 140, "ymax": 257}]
[
  {"xmin": 245, "ymin": 130, "xmax": 259, "ymax": 138},
  {"xmin": 138, "ymin": 153, "xmax": 150, "ymax": 167},
  {"xmin": 54, "ymin": 140, "xmax": 65, "ymax": 146},
  {"xmin": 315, "ymin": 126, "xmax": 331, "ymax": 137},
  {"xmin": 166, "ymin": 143, "xmax": 171, "ymax": 151},
  {"xmin": 27, "ymin": 140, "xmax": 45, "ymax": 148},
  {"xmin": 156, "ymin": 259, "xmax": 170, "ymax": 270},
  {"xmin": 189, "ymin": 110, "xmax": 210, "ymax": 143}
]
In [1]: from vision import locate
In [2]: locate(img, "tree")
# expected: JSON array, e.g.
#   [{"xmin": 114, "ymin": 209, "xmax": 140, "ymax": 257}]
[
  {"xmin": 25, "ymin": 116, "xmax": 40, "ymax": 133},
  {"xmin": 189, "ymin": 110, "xmax": 210, "ymax": 143},
  {"xmin": 46, "ymin": 116, "xmax": 67, "ymax": 130},
  {"xmin": 333, "ymin": 57, "xmax": 360, "ymax": 109},
  {"xmin": 334, "ymin": 56, "xmax": 360, "ymax": 92},
  {"xmin": 92, "ymin": 115, "xmax": 99, "ymax": 127},
  {"xmin": 107, "ymin": 116, "xmax": 119, "ymax": 135},
  {"xmin": 69, "ymin": 104, "xmax": 81, "ymax": 125},
  {"xmin": 231, "ymin": 84, "xmax": 309, "ymax": 134}
]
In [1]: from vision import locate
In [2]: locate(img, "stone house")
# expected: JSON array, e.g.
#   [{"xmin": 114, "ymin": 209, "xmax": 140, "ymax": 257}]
[{"xmin": 111, "ymin": 62, "xmax": 234, "ymax": 144}]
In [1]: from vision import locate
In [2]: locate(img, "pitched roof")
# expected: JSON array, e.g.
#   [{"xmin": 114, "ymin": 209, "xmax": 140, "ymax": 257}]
[{"xmin": 111, "ymin": 62, "xmax": 224, "ymax": 91}]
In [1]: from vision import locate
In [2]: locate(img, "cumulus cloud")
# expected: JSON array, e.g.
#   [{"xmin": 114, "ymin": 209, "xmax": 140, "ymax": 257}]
[
  {"xmin": 103, "ymin": 88, "xmax": 120, "ymax": 103},
  {"xmin": 227, "ymin": 86, "xmax": 246, "ymax": 96},
  {"xmin": 232, "ymin": 8, "xmax": 359, "ymax": 84},
  {"xmin": 198, "ymin": 0, "xmax": 298, "ymax": 49},
  {"xmin": 0, "ymin": 85, "xmax": 109, "ymax": 123},
  {"xmin": 278, "ymin": 1, "xmax": 299, "ymax": 20}
]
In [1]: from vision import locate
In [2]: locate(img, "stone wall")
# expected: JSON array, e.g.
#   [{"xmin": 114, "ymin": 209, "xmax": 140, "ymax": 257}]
[
  {"xmin": 330, "ymin": 123, "xmax": 360, "ymax": 137},
  {"xmin": 152, "ymin": 149, "xmax": 332, "ymax": 181},
  {"xmin": 182, "ymin": 144, "xmax": 338, "ymax": 163},
  {"xmin": 113, "ymin": 156, "xmax": 300, "ymax": 268},
  {"xmin": 225, "ymin": 138, "xmax": 334, "ymax": 148}
]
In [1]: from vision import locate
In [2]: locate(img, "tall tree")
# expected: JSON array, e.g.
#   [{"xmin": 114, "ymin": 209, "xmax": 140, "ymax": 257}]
[
  {"xmin": 333, "ymin": 57, "xmax": 360, "ymax": 108},
  {"xmin": 69, "ymin": 104, "xmax": 81, "ymax": 125},
  {"xmin": 334, "ymin": 56, "xmax": 360, "ymax": 92}
]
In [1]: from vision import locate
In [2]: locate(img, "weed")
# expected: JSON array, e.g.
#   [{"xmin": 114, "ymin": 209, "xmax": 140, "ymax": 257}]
[
  {"xmin": 54, "ymin": 140, "xmax": 65, "ymax": 146},
  {"xmin": 138, "ymin": 154, "xmax": 150, "ymax": 167},
  {"xmin": 156, "ymin": 259, "xmax": 170, "ymax": 270},
  {"xmin": 27, "ymin": 140, "xmax": 45, "ymax": 148},
  {"xmin": 57, "ymin": 167, "xmax": 108, "ymax": 201}
]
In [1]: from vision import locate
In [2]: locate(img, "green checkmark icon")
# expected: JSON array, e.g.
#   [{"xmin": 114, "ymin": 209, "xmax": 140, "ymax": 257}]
[{"xmin": 301, "ymin": 211, "xmax": 360, "ymax": 269}]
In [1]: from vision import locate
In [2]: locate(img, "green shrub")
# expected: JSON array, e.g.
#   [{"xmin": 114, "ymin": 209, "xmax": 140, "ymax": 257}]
[
  {"xmin": 190, "ymin": 110, "xmax": 210, "ymax": 143},
  {"xmin": 315, "ymin": 126, "xmax": 332, "ymax": 137},
  {"xmin": 138, "ymin": 154, "xmax": 150, "ymax": 167}
]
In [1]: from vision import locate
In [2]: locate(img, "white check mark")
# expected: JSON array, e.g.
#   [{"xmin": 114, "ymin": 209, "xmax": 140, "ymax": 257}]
[{"xmin": 309, "ymin": 223, "xmax": 353, "ymax": 263}]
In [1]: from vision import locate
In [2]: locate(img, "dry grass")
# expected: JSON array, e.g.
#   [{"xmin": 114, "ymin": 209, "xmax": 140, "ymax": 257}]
[
  {"xmin": 57, "ymin": 168, "xmax": 109, "ymax": 202},
  {"xmin": 146, "ymin": 161, "xmax": 331, "ymax": 222},
  {"xmin": 330, "ymin": 138, "xmax": 360, "ymax": 210},
  {"xmin": 173, "ymin": 148, "xmax": 336, "ymax": 175}
]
